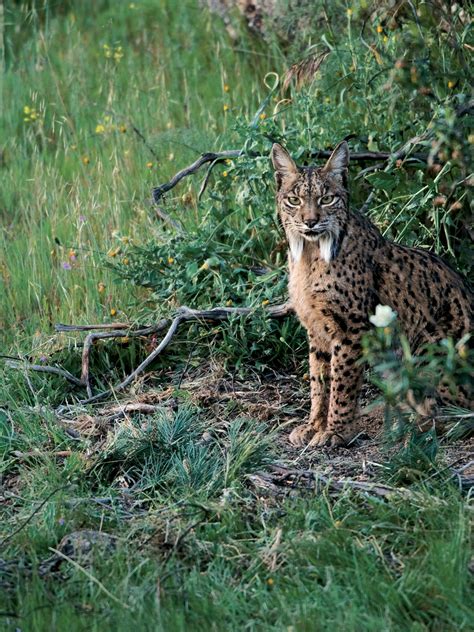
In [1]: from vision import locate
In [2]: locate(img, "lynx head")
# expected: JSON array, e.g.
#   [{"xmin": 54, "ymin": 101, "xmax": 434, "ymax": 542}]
[{"xmin": 271, "ymin": 141, "xmax": 349, "ymax": 263}]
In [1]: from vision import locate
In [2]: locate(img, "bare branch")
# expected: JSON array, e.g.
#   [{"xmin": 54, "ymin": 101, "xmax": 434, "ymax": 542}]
[
  {"xmin": 59, "ymin": 302, "xmax": 292, "ymax": 406},
  {"xmin": 80, "ymin": 320, "xmax": 170, "ymax": 397},
  {"xmin": 5, "ymin": 360, "xmax": 84, "ymax": 388},
  {"xmin": 55, "ymin": 323, "xmax": 130, "ymax": 332},
  {"xmin": 248, "ymin": 465, "xmax": 417, "ymax": 500},
  {"xmin": 152, "ymin": 144, "xmax": 431, "ymax": 204},
  {"xmin": 152, "ymin": 150, "xmax": 242, "ymax": 203}
]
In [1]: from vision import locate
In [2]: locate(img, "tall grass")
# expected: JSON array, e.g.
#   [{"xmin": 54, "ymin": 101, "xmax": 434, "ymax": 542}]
[
  {"xmin": 1, "ymin": 2, "xmax": 472, "ymax": 630},
  {"xmin": 0, "ymin": 0, "xmax": 277, "ymax": 348}
]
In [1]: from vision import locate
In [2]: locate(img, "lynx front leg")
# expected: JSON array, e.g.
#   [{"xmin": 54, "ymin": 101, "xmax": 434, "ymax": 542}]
[
  {"xmin": 309, "ymin": 342, "xmax": 363, "ymax": 447},
  {"xmin": 289, "ymin": 349, "xmax": 330, "ymax": 446}
]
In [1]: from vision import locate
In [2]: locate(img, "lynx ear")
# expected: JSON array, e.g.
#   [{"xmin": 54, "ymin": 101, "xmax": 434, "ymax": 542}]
[
  {"xmin": 271, "ymin": 144, "xmax": 298, "ymax": 179},
  {"xmin": 323, "ymin": 141, "xmax": 349, "ymax": 174}
]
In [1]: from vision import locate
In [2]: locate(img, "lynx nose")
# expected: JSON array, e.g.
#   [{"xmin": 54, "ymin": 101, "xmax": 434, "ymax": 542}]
[{"xmin": 304, "ymin": 219, "xmax": 318, "ymax": 229}]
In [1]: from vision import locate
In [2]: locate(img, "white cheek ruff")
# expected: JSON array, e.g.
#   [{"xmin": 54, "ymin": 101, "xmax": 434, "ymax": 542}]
[
  {"xmin": 288, "ymin": 234, "xmax": 304, "ymax": 263},
  {"xmin": 318, "ymin": 235, "xmax": 333, "ymax": 263}
]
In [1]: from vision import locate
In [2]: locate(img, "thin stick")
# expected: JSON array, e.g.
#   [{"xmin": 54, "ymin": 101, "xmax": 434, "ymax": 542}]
[
  {"xmin": 56, "ymin": 323, "xmax": 130, "ymax": 332},
  {"xmin": 80, "ymin": 320, "xmax": 170, "ymax": 397},
  {"xmin": 0, "ymin": 484, "xmax": 72, "ymax": 547},
  {"xmin": 48, "ymin": 547, "xmax": 130, "ymax": 608},
  {"xmin": 67, "ymin": 302, "xmax": 292, "ymax": 406},
  {"xmin": 152, "ymin": 150, "xmax": 242, "ymax": 202},
  {"xmin": 129, "ymin": 122, "xmax": 160, "ymax": 162},
  {"xmin": 198, "ymin": 158, "xmax": 222, "ymax": 201},
  {"xmin": 152, "ymin": 146, "xmax": 431, "ymax": 203},
  {"xmin": 249, "ymin": 465, "xmax": 416, "ymax": 500},
  {"xmin": 5, "ymin": 360, "xmax": 84, "ymax": 388}
]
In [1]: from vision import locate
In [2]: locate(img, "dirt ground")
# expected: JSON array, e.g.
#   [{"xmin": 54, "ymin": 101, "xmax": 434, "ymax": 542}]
[{"xmin": 63, "ymin": 366, "xmax": 473, "ymax": 485}]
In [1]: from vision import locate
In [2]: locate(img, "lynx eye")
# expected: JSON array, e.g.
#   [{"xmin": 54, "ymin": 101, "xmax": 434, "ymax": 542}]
[
  {"xmin": 286, "ymin": 196, "xmax": 301, "ymax": 207},
  {"xmin": 320, "ymin": 194, "xmax": 336, "ymax": 205}
]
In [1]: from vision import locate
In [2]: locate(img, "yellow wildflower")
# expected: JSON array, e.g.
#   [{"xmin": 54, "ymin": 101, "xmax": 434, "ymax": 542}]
[
  {"xmin": 119, "ymin": 125, "xmax": 127, "ymax": 133},
  {"xmin": 222, "ymin": 170, "xmax": 228, "ymax": 177},
  {"xmin": 200, "ymin": 261, "xmax": 209, "ymax": 271},
  {"xmin": 223, "ymin": 84, "xmax": 230, "ymax": 92},
  {"xmin": 108, "ymin": 247, "xmax": 121, "ymax": 257},
  {"xmin": 261, "ymin": 299, "xmax": 270, "ymax": 306},
  {"xmin": 114, "ymin": 47, "xmax": 123, "ymax": 62},
  {"xmin": 267, "ymin": 578, "xmax": 274, "ymax": 586},
  {"xmin": 98, "ymin": 282, "xmax": 106, "ymax": 293},
  {"xmin": 223, "ymin": 104, "xmax": 230, "ymax": 112},
  {"xmin": 447, "ymin": 80, "xmax": 455, "ymax": 89},
  {"xmin": 146, "ymin": 161, "xmax": 154, "ymax": 169},
  {"xmin": 123, "ymin": 257, "xmax": 130, "ymax": 265},
  {"xmin": 383, "ymin": 35, "xmax": 388, "ymax": 43},
  {"xmin": 334, "ymin": 520, "xmax": 343, "ymax": 528},
  {"xmin": 110, "ymin": 308, "xmax": 117, "ymax": 317},
  {"xmin": 95, "ymin": 124, "xmax": 105, "ymax": 134},
  {"xmin": 376, "ymin": 25, "xmax": 383, "ymax": 33},
  {"xmin": 225, "ymin": 159, "xmax": 232, "ymax": 165},
  {"xmin": 303, "ymin": 373, "xmax": 309, "ymax": 381},
  {"xmin": 259, "ymin": 113, "xmax": 267, "ymax": 120},
  {"xmin": 167, "ymin": 257, "xmax": 174, "ymax": 264},
  {"xmin": 23, "ymin": 106, "xmax": 31, "ymax": 114},
  {"xmin": 181, "ymin": 192, "xmax": 193, "ymax": 205},
  {"xmin": 226, "ymin": 300, "xmax": 233, "ymax": 306},
  {"xmin": 82, "ymin": 156, "xmax": 90, "ymax": 165},
  {"xmin": 346, "ymin": 8, "xmax": 353, "ymax": 16}
]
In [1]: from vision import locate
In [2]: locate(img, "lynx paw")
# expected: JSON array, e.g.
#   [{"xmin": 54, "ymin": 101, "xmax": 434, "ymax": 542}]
[
  {"xmin": 288, "ymin": 423, "xmax": 315, "ymax": 447},
  {"xmin": 308, "ymin": 430, "xmax": 347, "ymax": 448}
]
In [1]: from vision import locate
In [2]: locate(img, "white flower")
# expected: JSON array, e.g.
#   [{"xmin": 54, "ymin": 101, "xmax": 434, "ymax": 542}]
[{"xmin": 369, "ymin": 304, "xmax": 397, "ymax": 328}]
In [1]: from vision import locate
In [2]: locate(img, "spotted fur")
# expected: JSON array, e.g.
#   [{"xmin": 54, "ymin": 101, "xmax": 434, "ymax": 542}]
[{"xmin": 271, "ymin": 141, "xmax": 473, "ymax": 447}]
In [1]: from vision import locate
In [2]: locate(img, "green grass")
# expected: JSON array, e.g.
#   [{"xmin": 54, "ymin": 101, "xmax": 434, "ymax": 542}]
[{"xmin": 1, "ymin": 1, "xmax": 473, "ymax": 630}]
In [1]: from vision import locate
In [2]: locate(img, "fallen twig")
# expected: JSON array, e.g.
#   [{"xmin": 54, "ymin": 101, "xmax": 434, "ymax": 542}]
[
  {"xmin": 248, "ymin": 465, "xmax": 415, "ymax": 500},
  {"xmin": 12, "ymin": 450, "xmax": 73, "ymax": 460},
  {"xmin": 0, "ymin": 484, "xmax": 72, "ymax": 548},
  {"xmin": 55, "ymin": 302, "xmax": 292, "ymax": 406},
  {"xmin": 56, "ymin": 323, "xmax": 130, "ymax": 332},
  {"xmin": 5, "ymin": 360, "xmax": 84, "ymax": 388},
  {"xmin": 79, "ymin": 320, "xmax": 170, "ymax": 398}
]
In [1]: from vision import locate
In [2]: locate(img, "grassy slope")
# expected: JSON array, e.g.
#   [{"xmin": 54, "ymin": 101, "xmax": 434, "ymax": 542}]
[{"xmin": 0, "ymin": 2, "xmax": 472, "ymax": 630}]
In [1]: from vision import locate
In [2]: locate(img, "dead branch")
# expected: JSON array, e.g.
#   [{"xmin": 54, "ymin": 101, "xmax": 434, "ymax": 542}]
[
  {"xmin": 5, "ymin": 360, "xmax": 84, "ymax": 388},
  {"xmin": 55, "ymin": 323, "xmax": 130, "ymax": 332},
  {"xmin": 54, "ymin": 302, "xmax": 292, "ymax": 407},
  {"xmin": 153, "ymin": 150, "xmax": 242, "ymax": 202},
  {"xmin": 12, "ymin": 449, "xmax": 73, "ymax": 460},
  {"xmin": 0, "ymin": 484, "xmax": 73, "ymax": 548},
  {"xmin": 79, "ymin": 320, "xmax": 170, "ymax": 398},
  {"xmin": 152, "ymin": 144, "xmax": 430, "ymax": 204},
  {"xmin": 248, "ymin": 465, "xmax": 417, "ymax": 500}
]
